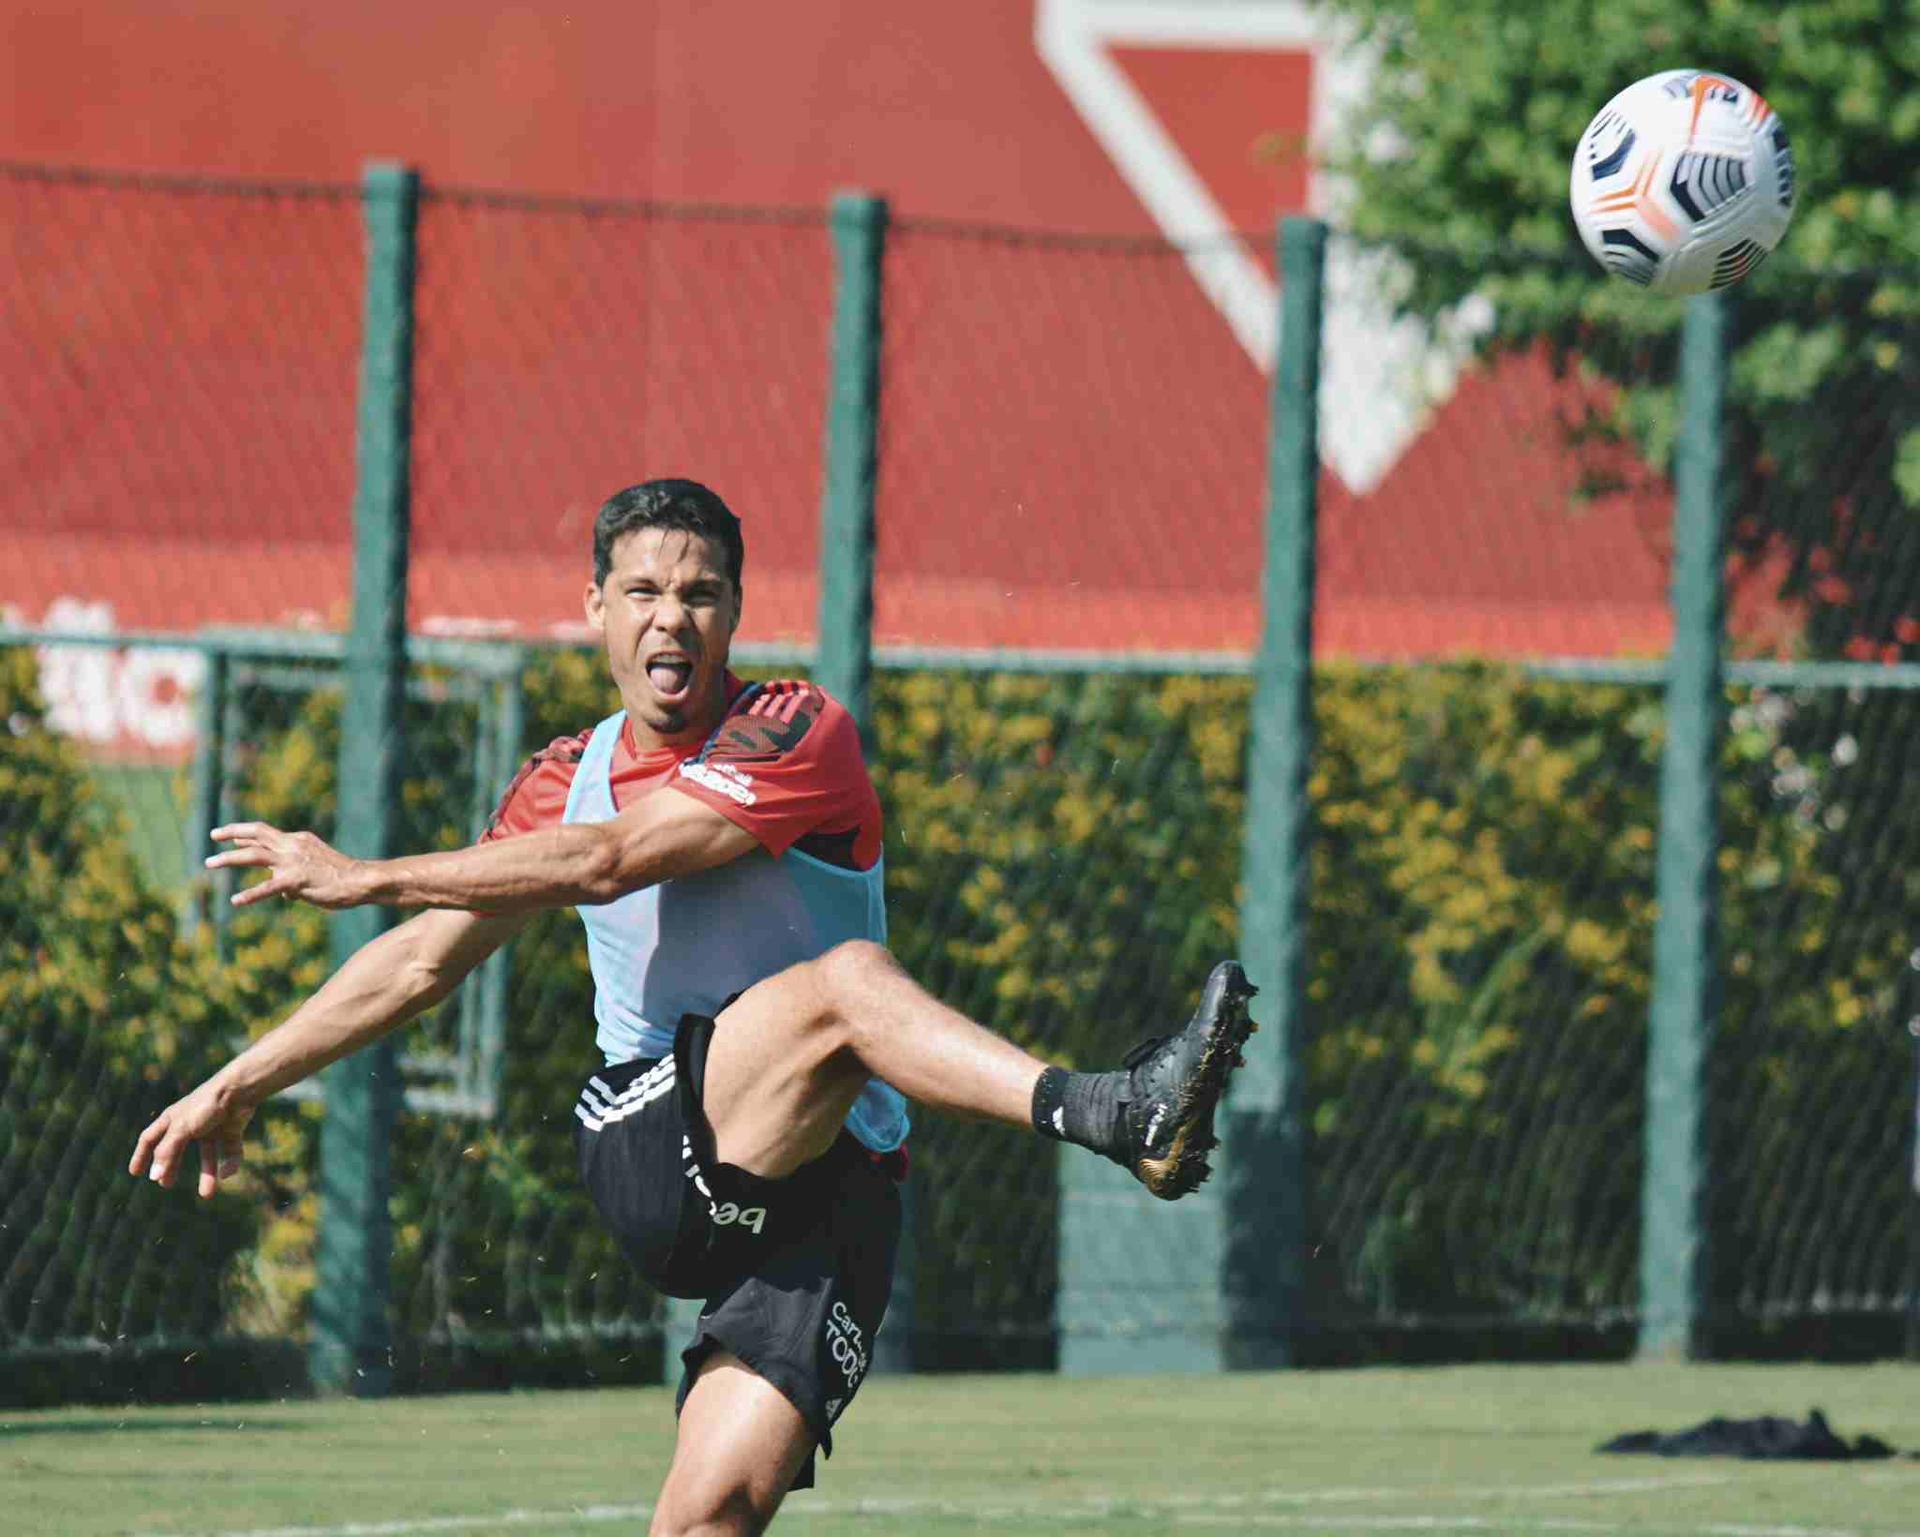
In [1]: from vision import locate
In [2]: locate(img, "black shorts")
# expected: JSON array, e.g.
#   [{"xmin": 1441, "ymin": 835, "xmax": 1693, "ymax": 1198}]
[{"xmin": 574, "ymin": 1010, "xmax": 902, "ymax": 1489}]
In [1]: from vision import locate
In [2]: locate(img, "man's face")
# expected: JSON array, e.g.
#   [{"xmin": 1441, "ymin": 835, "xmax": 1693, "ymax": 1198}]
[{"xmin": 585, "ymin": 527, "xmax": 742, "ymax": 745}]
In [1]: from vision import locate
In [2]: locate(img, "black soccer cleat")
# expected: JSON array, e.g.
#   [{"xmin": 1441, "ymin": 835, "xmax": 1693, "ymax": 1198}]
[{"xmin": 1113, "ymin": 960, "xmax": 1258, "ymax": 1200}]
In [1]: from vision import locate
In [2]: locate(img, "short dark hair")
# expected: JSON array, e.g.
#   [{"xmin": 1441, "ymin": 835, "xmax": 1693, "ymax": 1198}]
[{"xmin": 592, "ymin": 479, "xmax": 745, "ymax": 589}]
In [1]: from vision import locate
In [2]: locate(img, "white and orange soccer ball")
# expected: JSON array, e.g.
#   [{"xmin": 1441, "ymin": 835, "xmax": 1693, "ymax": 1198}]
[{"xmin": 1570, "ymin": 69, "xmax": 1796, "ymax": 296}]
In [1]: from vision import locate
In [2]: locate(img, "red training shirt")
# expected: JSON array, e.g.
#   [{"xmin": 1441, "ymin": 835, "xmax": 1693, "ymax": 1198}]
[{"xmin": 481, "ymin": 675, "xmax": 883, "ymax": 871}]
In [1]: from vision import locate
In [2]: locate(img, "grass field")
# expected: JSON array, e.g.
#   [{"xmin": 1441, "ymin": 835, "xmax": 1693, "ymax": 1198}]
[{"xmin": 7, "ymin": 1364, "xmax": 1917, "ymax": 1536}]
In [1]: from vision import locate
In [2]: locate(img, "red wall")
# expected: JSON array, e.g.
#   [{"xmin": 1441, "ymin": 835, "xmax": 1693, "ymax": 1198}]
[
  {"xmin": 4, "ymin": 1, "xmax": 1157, "ymax": 228},
  {"xmin": 7, "ymin": 1, "xmax": 1730, "ymax": 758}
]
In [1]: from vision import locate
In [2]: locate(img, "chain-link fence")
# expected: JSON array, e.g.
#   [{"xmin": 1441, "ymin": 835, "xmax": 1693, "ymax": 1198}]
[
  {"xmin": 2, "ymin": 165, "xmax": 362, "ymax": 641},
  {"xmin": 409, "ymin": 192, "xmax": 831, "ymax": 641},
  {"xmin": 3, "ymin": 163, "xmax": 1916, "ymax": 1401},
  {"xmin": 877, "ymin": 222, "xmax": 1269, "ymax": 653},
  {"xmin": 1715, "ymin": 681, "xmax": 1919, "ymax": 1347}
]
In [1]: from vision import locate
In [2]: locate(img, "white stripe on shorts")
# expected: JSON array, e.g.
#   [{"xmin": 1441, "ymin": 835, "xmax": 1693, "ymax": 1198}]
[
  {"xmin": 580, "ymin": 1060, "xmax": 674, "ymax": 1116},
  {"xmin": 576, "ymin": 1059, "xmax": 677, "ymax": 1132}
]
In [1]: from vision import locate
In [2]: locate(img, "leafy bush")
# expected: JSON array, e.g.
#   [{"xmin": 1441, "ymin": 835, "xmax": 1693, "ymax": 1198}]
[
  {"xmin": 0, "ymin": 648, "xmax": 263, "ymax": 1401},
  {"xmin": 7, "ymin": 642, "xmax": 1908, "ymax": 1386}
]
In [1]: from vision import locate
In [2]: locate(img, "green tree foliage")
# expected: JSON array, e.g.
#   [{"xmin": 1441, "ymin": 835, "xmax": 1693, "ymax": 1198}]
[
  {"xmin": 1320, "ymin": 0, "xmax": 1918, "ymax": 658},
  {"xmin": 1309, "ymin": 667, "xmax": 1909, "ymax": 1338},
  {"xmin": 0, "ymin": 649, "xmax": 260, "ymax": 1390},
  {"xmin": 872, "ymin": 670, "xmax": 1246, "ymax": 1364},
  {"xmin": 1709, "ymin": 682, "xmax": 1919, "ymax": 1332}
]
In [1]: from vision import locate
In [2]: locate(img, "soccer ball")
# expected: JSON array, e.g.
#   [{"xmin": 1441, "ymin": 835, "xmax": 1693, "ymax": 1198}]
[{"xmin": 1570, "ymin": 69, "xmax": 1796, "ymax": 295}]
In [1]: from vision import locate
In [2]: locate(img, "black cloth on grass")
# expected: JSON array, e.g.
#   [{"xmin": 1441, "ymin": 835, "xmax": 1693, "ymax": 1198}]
[{"xmin": 1600, "ymin": 1408, "xmax": 1895, "ymax": 1461}]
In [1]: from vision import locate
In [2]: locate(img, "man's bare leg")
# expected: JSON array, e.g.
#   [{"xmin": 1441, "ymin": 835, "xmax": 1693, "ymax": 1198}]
[
  {"xmin": 700, "ymin": 940, "xmax": 1048, "ymax": 1178},
  {"xmin": 650, "ymin": 1352, "xmax": 814, "ymax": 1537},
  {"xmin": 700, "ymin": 940, "xmax": 1255, "ymax": 1197}
]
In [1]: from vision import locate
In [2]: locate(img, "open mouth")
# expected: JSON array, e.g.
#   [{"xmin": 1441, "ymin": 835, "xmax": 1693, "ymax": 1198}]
[{"xmin": 645, "ymin": 654, "xmax": 695, "ymax": 699}]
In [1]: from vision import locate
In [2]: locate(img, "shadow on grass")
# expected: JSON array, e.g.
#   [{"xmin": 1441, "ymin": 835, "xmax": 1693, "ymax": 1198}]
[{"xmin": 0, "ymin": 1416, "xmax": 307, "ymax": 1439}]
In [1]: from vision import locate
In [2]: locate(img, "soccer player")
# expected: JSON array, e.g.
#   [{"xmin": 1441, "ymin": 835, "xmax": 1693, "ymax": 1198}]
[{"xmin": 130, "ymin": 479, "xmax": 1256, "ymax": 1536}]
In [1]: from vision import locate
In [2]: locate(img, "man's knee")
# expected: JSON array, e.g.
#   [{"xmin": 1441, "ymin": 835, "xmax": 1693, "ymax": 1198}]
[
  {"xmin": 811, "ymin": 939, "xmax": 898, "ymax": 1008},
  {"xmin": 748, "ymin": 941, "xmax": 899, "ymax": 1073},
  {"xmin": 653, "ymin": 1351, "xmax": 807, "ymax": 1536},
  {"xmin": 649, "ymin": 1484, "xmax": 768, "ymax": 1537}
]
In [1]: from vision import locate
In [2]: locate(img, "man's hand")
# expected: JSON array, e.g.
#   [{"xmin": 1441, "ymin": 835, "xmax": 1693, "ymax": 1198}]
[
  {"xmin": 208, "ymin": 822, "xmax": 369, "ymax": 909},
  {"xmin": 129, "ymin": 1079, "xmax": 256, "ymax": 1199}
]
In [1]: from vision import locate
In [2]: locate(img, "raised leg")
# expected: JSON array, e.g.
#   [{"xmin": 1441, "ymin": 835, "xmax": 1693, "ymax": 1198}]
[
  {"xmin": 701, "ymin": 939, "xmax": 1046, "ymax": 1178},
  {"xmin": 704, "ymin": 942, "xmax": 1257, "ymax": 1202}
]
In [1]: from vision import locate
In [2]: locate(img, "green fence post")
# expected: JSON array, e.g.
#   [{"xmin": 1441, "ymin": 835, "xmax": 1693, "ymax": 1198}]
[
  {"xmin": 181, "ymin": 645, "xmax": 227, "ymax": 938},
  {"xmin": 212, "ymin": 670, "xmax": 247, "ymax": 962},
  {"xmin": 812, "ymin": 188, "xmax": 911, "ymax": 1372},
  {"xmin": 1224, "ymin": 216, "xmax": 1325, "ymax": 1370},
  {"xmin": 815, "ymin": 192, "xmax": 885, "ymax": 745},
  {"xmin": 665, "ymin": 192, "xmax": 890, "ymax": 1376},
  {"xmin": 1908, "ymin": 1011, "xmax": 1919, "ymax": 1361},
  {"xmin": 477, "ymin": 654, "xmax": 525, "ymax": 1112},
  {"xmin": 311, "ymin": 161, "xmax": 418, "ymax": 1397},
  {"xmin": 1639, "ymin": 290, "xmax": 1729, "ymax": 1362}
]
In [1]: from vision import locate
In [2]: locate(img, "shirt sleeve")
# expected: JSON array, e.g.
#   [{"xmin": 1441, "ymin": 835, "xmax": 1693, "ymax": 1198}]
[
  {"xmin": 479, "ymin": 732, "xmax": 589, "ymax": 842},
  {"xmin": 667, "ymin": 680, "xmax": 878, "ymax": 859}
]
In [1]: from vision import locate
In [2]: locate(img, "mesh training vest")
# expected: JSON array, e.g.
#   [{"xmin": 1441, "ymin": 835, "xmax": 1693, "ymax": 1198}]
[{"xmin": 563, "ymin": 707, "xmax": 908, "ymax": 1152}]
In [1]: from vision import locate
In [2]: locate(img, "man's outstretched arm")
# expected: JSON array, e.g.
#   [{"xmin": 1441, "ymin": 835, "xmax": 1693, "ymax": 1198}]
[
  {"xmin": 207, "ymin": 786, "xmax": 758, "ymax": 914},
  {"xmin": 130, "ymin": 906, "xmax": 526, "ymax": 1197}
]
